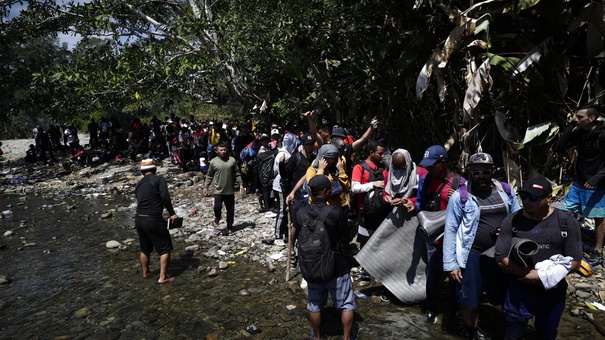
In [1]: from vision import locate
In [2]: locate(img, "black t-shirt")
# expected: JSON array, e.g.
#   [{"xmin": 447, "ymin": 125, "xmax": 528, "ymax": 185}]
[
  {"xmin": 285, "ymin": 152, "xmax": 315, "ymax": 198},
  {"xmin": 295, "ymin": 199, "xmax": 351, "ymax": 276},
  {"xmin": 495, "ymin": 209, "xmax": 582, "ymax": 265},
  {"xmin": 135, "ymin": 174, "xmax": 176, "ymax": 218},
  {"xmin": 472, "ymin": 186, "xmax": 508, "ymax": 252}
]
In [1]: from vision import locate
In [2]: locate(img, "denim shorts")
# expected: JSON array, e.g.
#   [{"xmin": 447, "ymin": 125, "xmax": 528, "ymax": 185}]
[{"xmin": 307, "ymin": 273, "xmax": 356, "ymax": 313}]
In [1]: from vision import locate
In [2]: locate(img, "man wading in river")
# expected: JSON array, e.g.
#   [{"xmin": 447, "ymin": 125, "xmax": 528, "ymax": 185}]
[{"xmin": 135, "ymin": 159, "xmax": 178, "ymax": 284}]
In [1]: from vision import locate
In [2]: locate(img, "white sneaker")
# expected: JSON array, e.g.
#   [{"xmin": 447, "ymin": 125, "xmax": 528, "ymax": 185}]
[
  {"xmin": 264, "ymin": 211, "xmax": 277, "ymax": 218},
  {"xmin": 274, "ymin": 239, "xmax": 285, "ymax": 246}
]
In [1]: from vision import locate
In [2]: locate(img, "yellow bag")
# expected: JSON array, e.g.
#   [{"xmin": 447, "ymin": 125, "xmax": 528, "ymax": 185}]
[{"xmin": 578, "ymin": 259, "xmax": 594, "ymax": 278}]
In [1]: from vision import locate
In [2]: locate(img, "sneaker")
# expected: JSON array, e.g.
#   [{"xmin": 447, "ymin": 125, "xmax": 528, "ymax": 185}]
[
  {"xmin": 586, "ymin": 250, "xmax": 603, "ymax": 266},
  {"xmin": 274, "ymin": 239, "xmax": 285, "ymax": 246},
  {"xmin": 475, "ymin": 327, "xmax": 490, "ymax": 340},
  {"xmin": 426, "ymin": 310, "xmax": 437, "ymax": 324},
  {"xmin": 264, "ymin": 211, "xmax": 277, "ymax": 218}
]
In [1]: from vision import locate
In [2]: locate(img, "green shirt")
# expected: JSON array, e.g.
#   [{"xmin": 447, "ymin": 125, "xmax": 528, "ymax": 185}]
[{"xmin": 205, "ymin": 156, "xmax": 241, "ymax": 195}]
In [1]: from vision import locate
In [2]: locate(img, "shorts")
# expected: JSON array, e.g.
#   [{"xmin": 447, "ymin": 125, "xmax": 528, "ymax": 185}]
[
  {"xmin": 563, "ymin": 181, "xmax": 605, "ymax": 218},
  {"xmin": 457, "ymin": 251, "xmax": 506, "ymax": 308},
  {"xmin": 135, "ymin": 216, "xmax": 173, "ymax": 255},
  {"xmin": 307, "ymin": 273, "xmax": 356, "ymax": 313}
]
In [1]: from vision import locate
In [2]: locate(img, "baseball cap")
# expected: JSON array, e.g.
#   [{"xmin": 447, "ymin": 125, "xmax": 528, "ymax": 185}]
[
  {"xmin": 271, "ymin": 128, "xmax": 280, "ymax": 136},
  {"xmin": 519, "ymin": 177, "xmax": 552, "ymax": 197},
  {"xmin": 259, "ymin": 133, "xmax": 270, "ymax": 141},
  {"xmin": 308, "ymin": 175, "xmax": 331, "ymax": 191},
  {"xmin": 140, "ymin": 159, "xmax": 156, "ymax": 171},
  {"xmin": 301, "ymin": 134, "xmax": 315, "ymax": 145},
  {"xmin": 468, "ymin": 152, "xmax": 494, "ymax": 166},
  {"xmin": 419, "ymin": 145, "xmax": 448, "ymax": 167},
  {"xmin": 331, "ymin": 127, "xmax": 347, "ymax": 138}
]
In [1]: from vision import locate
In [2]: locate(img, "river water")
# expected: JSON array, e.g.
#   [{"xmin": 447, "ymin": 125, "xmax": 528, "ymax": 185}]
[{"xmin": 0, "ymin": 192, "xmax": 600, "ymax": 339}]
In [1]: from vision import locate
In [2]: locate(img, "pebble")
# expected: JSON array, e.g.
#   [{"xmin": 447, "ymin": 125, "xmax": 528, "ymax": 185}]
[
  {"xmin": 4, "ymin": 230, "xmax": 14, "ymax": 237},
  {"xmin": 0, "ymin": 275, "xmax": 11, "ymax": 285},
  {"xmin": 105, "ymin": 240, "xmax": 121, "ymax": 249},
  {"xmin": 218, "ymin": 261, "xmax": 229, "ymax": 270},
  {"xmin": 208, "ymin": 268, "xmax": 218, "ymax": 277},
  {"xmin": 100, "ymin": 212, "xmax": 113, "ymax": 219},
  {"xmin": 74, "ymin": 307, "xmax": 91, "ymax": 318},
  {"xmin": 239, "ymin": 289, "xmax": 250, "ymax": 296}
]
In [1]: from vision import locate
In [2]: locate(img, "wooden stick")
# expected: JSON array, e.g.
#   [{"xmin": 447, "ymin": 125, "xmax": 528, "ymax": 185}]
[{"xmin": 285, "ymin": 204, "xmax": 292, "ymax": 282}]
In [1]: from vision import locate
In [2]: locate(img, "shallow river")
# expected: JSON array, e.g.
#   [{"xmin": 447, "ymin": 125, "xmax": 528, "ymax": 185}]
[{"xmin": 0, "ymin": 193, "xmax": 599, "ymax": 339}]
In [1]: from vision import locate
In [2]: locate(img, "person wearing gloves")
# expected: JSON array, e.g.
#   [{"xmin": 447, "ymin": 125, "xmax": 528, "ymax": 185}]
[
  {"xmin": 495, "ymin": 176, "xmax": 582, "ymax": 340},
  {"xmin": 443, "ymin": 152, "xmax": 520, "ymax": 339}
]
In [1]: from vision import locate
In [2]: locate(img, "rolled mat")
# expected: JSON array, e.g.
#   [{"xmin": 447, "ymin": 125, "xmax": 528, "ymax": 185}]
[
  {"xmin": 416, "ymin": 210, "xmax": 446, "ymax": 243},
  {"xmin": 508, "ymin": 237, "xmax": 539, "ymax": 268},
  {"xmin": 355, "ymin": 207, "xmax": 428, "ymax": 304}
]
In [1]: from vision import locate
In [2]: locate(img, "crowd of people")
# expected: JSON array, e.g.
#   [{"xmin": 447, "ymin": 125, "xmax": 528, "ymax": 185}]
[{"xmin": 17, "ymin": 105, "xmax": 604, "ymax": 340}]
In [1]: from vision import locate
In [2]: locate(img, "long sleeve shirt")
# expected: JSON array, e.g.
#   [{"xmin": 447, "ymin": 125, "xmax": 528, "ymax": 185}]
[
  {"xmin": 205, "ymin": 156, "xmax": 241, "ymax": 195},
  {"xmin": 555, "ymin": 122, "xmax": 605, "ymax": 186}
]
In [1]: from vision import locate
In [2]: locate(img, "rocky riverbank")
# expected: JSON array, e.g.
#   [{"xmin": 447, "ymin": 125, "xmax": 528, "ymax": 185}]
[{"xmin": 1, "ymin": 138, "xmax": 605, "ymax": 339}]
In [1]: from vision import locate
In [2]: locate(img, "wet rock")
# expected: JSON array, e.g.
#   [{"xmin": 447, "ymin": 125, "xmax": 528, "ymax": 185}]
[
  {"xmin": 74, "ymin": 307, "xmax": 91, "ymax": 318},
  {"xmin": 105, "ymin": 240, "xmax": 121, "ymax": 249},
  {"xmin": 185, "ymin": 245, "xmax": 200, "ymax": 251},
  {"xmin": 266, "ymin": 259, "xmax": 276, "ymax": 273}
]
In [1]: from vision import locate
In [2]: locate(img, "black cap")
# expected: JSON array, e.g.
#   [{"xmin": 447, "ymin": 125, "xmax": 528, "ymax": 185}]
[
  {"xmin": 308, "ymin": 175, "xmax": 331, "ymax": 191},
  {"xmin": 301, "ymin": 134, "xmax": 315, "ymax": 145},
  {"xmin": 519, "ymin": 177, "xmax": 552, "ymax": 196}
]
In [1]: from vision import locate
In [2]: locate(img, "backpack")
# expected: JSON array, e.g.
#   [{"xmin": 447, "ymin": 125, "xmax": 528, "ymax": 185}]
[
  {"xmin": 297, "ymin": 205, "xmax": 336, "ymax": 283},
  {"xmin": 360, "ymin": 161, "xmax": 390, "ymax": 219},
  {"xmin": 256, "ymin": 150, "xmax": 276, "ymax": 188},
  {"xmin": 420, "ymin": 172, "xmax": 461, "ymax": 212}
]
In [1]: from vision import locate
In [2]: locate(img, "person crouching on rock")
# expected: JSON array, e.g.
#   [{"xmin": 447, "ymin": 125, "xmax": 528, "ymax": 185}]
[{"xmin": 134, "ymin": 159, "xmax": 179, "ymax": 284}]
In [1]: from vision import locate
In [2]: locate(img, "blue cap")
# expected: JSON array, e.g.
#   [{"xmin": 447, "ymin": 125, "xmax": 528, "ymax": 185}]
[{"xmin": 419, "ymin": 145, "xmax": 448, "ymax": 167}]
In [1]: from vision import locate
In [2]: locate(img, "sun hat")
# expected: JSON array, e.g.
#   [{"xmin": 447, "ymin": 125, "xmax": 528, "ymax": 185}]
[{"xmin": 140, "ymin": 159, "xmax": 156, "ymax": 171}]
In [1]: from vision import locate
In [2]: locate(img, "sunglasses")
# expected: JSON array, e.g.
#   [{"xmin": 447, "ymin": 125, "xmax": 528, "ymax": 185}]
[
  {"xmin": 519, "ymin": 192, "xmax": 543, "ymax": 202},
  {"xmin": 471, "ymin": 169, "xmax": 491, "ymax": 177}
]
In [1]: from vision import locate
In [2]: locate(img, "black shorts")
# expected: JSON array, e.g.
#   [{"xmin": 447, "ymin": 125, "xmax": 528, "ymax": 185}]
[{"xmin": 135, "ymin": 216, "xmax": 173, "ymax": 255}]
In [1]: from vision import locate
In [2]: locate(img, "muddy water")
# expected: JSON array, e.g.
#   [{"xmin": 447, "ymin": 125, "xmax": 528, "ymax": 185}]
[{"xmin": 0, "ymin": 193, "xmax": 599, "ymax": 339}]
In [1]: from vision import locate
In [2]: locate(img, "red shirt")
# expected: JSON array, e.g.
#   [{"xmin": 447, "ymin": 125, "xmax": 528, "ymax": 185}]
[{"xmin": 351, "ymin": 160, "xmax": 388, "ymax": 210}]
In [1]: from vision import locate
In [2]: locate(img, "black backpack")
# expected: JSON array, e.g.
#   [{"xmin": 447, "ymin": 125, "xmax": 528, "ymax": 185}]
[
  {"xmin": 256, "ymin": 150, "xmax": 276, "ymax": 188},
  {"xmin": 360, "ymin": 161, "xmax": 390, "ymax": 219},
  {"xmin": 297, "ymin": 205, "xmax": 336, "ymax": 283}
]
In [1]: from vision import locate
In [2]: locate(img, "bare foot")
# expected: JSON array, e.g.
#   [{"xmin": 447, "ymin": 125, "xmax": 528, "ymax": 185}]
[{"xmin": 157, "ymin": 277, "xmax": 175, "ymax": 284}]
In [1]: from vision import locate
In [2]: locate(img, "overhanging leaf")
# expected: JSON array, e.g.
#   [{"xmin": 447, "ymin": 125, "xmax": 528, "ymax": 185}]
[
  {"xmin": 463, "ymin": 58, "xmax": 492, "ymax": 120},
  {"xmin": 519, "ymin": 121, "xmax": 560, "ymax": 149},
  {"xmin": 511, "ymin": 37, "xmax": 553, "ymax": 80},
  {"xmin": 416, "ymin": 17, "xmax": 476, "ymax": 98},
  {"xmin": 495, "ymin": 111, "xmax": 520, "ymax": 148},
  {"xmin": 567, "ymin": 2, "xmax": 605, "ymax": 57}
]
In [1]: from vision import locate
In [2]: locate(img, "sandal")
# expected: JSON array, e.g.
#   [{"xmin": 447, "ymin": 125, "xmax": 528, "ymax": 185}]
[
  {"xmin": 228, "ymin": 230, "xmax": 234, "ymax": 236},
  {"xmin": 212, "ymin": 220, "xmax": 219, "ymax": 228}
]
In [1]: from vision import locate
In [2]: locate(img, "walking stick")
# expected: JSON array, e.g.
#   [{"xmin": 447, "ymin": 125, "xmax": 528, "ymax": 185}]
[{"xmin": 286, "ymin": 202, "xmax": 293, "ymax": 282}]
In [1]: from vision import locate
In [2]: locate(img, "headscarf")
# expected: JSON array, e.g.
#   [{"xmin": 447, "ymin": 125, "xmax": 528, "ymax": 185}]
[
  {"xmin": 282, "ymin": 132, "xmax": 298, "ymax": 155},
  {"xmin": 385, "ymin": 148, "xmax": 417, "ymax": 198},
  {"xmin": 312, "ymin": 144, "xmax": 339, "ymax": 169}
]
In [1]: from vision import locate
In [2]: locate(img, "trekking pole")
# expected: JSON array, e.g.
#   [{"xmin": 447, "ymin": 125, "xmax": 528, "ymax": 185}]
[{"xmin": 286, "ymin": 202, "xmax": 293, "ymax": 282}]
